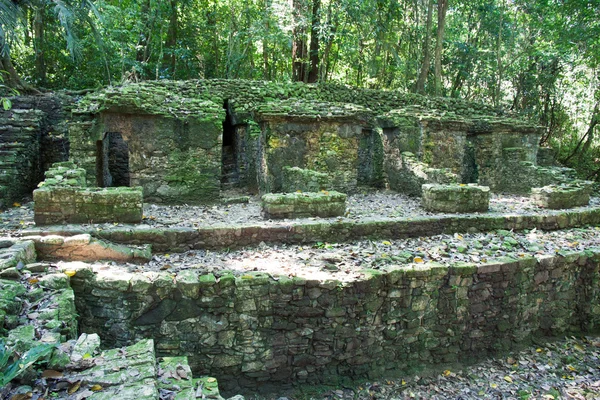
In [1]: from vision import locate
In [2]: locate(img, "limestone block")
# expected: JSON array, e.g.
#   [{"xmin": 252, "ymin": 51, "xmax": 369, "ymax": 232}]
[
  {"xmin": 262, "ymin": 191, "xmax": 347, "ymax": 219},
  {"xmin": 422, "ymin": 183, "xmax": 490, "ymax": 213},
  {"xmin": 24, "ymin": 234, "xmax": 152, "ymax": 263},
  {"xmin": 531, "ymin": 181, "xmax": 593, "ymax": 209}
]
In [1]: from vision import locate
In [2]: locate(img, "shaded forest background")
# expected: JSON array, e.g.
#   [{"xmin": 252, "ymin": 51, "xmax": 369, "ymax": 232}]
[{"xmin": 0, "ymin": 0, "xmax": 598, "ymax": 180}]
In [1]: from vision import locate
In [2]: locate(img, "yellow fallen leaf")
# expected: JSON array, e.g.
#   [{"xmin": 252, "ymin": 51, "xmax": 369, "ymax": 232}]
[
  {"xmin": 206, "ymin": 378, "xmax": 217, "ymax": 383},
  {"xmin": 504, "ymin": 376, "xmax": 513, "ymax": 383},
  {"xmin": 63, "ymin": 270, "xmax": 76, "ymax": 277},
  {"xmin": 442, "ymin": 369, "xmax": 451, "ymax": 377},
  {"xmin": 68, "ymin": 381, "xmax": 81, "ymax": 394},
  {"xmin": 567, "ymin": 365, "xmax": 576, "ymax": 371},
  {"xmin": 574, "ymin": 343, "xmax": 585, "ymax": 352},
  {"xmin": 382, "ymin": 241, "xmax": 392, "ymax": 246},
  {"xmin": 490, "ymin": 383, "xmax": 498, "ymax": 389},
  {"xmin": 28, "ymin": 278, "xmax": 39, "ymax": 284},
  {"xmin": 401, "ymin": 380, "xmax": 406, "ymax": 385},
  {"xmin": 83, "ymin": 353, "xmax": 92, "ymax": 359},
  {"xmin": 13, "ymin": 202, "xmax": 21, "ymax": 207},
  {"xmin": 90, "ymin": 384, "xmax": 103, "ymax": 391},
  {"xmin": 414, "ymin": 256, "xmax": 424, "ymax": 263},
  {"xmin": 536, "ymin": 348, "xmax": 543, "ymax": 353}
]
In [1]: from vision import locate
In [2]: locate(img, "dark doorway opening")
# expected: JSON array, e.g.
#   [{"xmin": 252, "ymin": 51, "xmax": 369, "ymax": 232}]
[
  {"xmin": 221, "ymin": 100, "xmax": 239, "ymax": 188},
  {"xmin": 96, "ymin": 132, "xmax": 130, "ymax": 187}
]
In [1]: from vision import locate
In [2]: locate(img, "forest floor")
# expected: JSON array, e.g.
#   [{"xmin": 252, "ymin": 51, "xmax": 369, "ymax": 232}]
[{"xmin": 292, "ymin": 335, "xmax": 600, "ymax": 400}]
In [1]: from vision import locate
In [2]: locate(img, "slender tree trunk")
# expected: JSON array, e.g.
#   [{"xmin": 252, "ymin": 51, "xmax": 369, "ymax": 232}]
[
  {"xmin": 262, "ymin": 0, "xmax": 272, "ymax": 80},
  {"xmin": 135, "ymin": 0, "xmax": 153, "ymax": 79},
  {"xmin": 494, "ymin": 0, "xmax": 504, "ymax": 106},
  {"xmin": 320, "ymin": 1, "xmax": 336, "ymax": 81},
  {"xmin": 415, "ymin": 0, "xmax": 433, "ymax": 94},
  {"xmin": 307, "ymin": 0, "xmax": 320, "ymax": 83},
  {"xmin": 164, "ymin": 0, "xmax": 178, "ymax": 77},
  {"xmin": 434, "ymin": 0, "xmax": 448, "ymax": 96},
  {"xmin": 292, "ymin": 0, "xmax": 308, "ymax": 81},
  {"xmin": 34, "ymin": 4, "xmax": 46, "ymax": 86},
  {"xmin": 563, "ymin": 97, "xmax": 599, "ymax": 163}
]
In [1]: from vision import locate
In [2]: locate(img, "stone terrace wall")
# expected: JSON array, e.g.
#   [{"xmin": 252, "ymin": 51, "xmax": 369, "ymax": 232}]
[{"xmin": 71, "ymin": 250, "xmax": 600, "ymax": 394}]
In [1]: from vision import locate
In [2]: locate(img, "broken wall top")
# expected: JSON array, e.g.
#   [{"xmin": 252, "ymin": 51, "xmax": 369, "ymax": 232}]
[{"xmin": 73, "ymin": 79, "xmax": 536, "ymax": 129}]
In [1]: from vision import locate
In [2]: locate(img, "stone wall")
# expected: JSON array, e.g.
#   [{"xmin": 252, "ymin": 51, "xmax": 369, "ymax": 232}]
[
  {"xmin": 70, "ymin": 250, "xmax": 600, "ymax": 394},
  {"xmin": 0, "ymin": 94, "xmax": 73, "ymax": 209},
  {"xmin": 0, "ymin": 109, "xmax": 43, "ymax": 209}
]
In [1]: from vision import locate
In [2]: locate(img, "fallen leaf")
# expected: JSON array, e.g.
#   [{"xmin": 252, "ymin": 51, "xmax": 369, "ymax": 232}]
[
  {"xmin": 90, "ymin": 384, "xmax": 103, "ymax": 391},
  {"xmin": 68, "ymin": 381, "xmax": 82, "ymax": 394},
  {"xmin": 413, "ymin": 257, "xmax": 424, "ymax": 263},
  {"xmin": 10, "ymin": 393, "xmax": 32, "ymax": 400},
  {"xmin": 42, "ymin": 369, "xmax": 64, "ymax": 379},
  {"xmin": 504, "ymin": 376, "xmax": 513, "ymax": 383},
  {"xmin": 442, "ymin": 369, "xmax": 451, "ymax": 377},
  {"xmin": 64, "ymin": 270, "xmax": 77, "ymax": 277}
]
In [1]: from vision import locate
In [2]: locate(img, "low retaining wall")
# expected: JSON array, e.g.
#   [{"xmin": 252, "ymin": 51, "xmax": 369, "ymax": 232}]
[
  {"xmin": 33, "ymin": 186, "xmax": 143, "ymax": 225},
  {"xmin": 24, "ymin": 206, "xmax": 600, "ymax": 252},
  {"xmin": 70, "ymin": 250, "xmax": 600, "ymax": 394}
]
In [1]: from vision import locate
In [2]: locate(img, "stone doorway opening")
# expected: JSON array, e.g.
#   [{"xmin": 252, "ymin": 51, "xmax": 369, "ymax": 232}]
[
  {"xmin": 96, "ymin": 132, "xmax": 130, "ymax": 187},
  {"xmin": 221, "ymin": 100, "xmax": 239, "ymax": 188}
]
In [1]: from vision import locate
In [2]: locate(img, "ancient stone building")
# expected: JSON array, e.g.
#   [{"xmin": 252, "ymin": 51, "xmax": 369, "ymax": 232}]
[{"xmin": 1, "ymin": 80, "xmax": 570, "ymax": 207}]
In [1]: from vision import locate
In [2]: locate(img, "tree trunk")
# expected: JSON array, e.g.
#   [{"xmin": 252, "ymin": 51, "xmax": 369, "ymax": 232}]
[
  {"xmin": 0, "ymin": 53, "xmax": 22, "ymax": 90},
  {"xmin": 135, "ymin": 0, "xmax": 152, "ymax": 80},
  {"xmin": 494, "ymin": 0, "xmax": 504, "ymax": 107},
  {"xmin": 34, "ymin": 4, "xmax": 46, "ymax": 86},
  {"xmin": 434, "ymin": 0, "xmax": 448, "ymax": 96},
  {"xmin": 292, "ymin": 0, "xmax": 308, "ymax": 82},
  {"xmin": 262, "ymin": 0, "xmax": 272, "ymax": 80},
  {"xmin": 415, "ymin": 0, "xmax": 434, "ymax": 94},
  {"xmin": 164, "ymin": 0, "xmax": 178, "ymax": 77},
  {"xmin": 307, "ymin": 0, "xmax": 320, "ymax": 83}
]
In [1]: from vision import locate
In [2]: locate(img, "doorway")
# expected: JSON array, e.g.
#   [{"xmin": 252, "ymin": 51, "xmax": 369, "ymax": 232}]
[
  {"xmin": 96, "ymin": 132, "xmax": 130, "ymax": 187},
  {"xmin": 221, "ymin": 100, "xmax": 239, "ymax": 188}
]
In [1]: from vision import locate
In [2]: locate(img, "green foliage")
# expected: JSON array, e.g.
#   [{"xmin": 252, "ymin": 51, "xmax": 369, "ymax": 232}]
[{"xmin": 0, "ymin": 339, "xmax": 55, "ymax": 386}]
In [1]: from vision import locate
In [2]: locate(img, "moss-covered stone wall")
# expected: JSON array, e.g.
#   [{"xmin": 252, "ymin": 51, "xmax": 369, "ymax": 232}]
[
  {"xmin": 70, "ymin": 250, "xmax": 600, "ymax": 394},
  {"xmin": 66, "ymin": 79, "xmax": 561, "ymax": 200}
]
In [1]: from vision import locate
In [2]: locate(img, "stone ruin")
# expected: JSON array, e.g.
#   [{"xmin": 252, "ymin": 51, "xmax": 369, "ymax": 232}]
[
  {"xmin": 1, "ymin": 80, "xmax": 600, "ymax": 397},
  {"xmin": 0, "ymin": 79, "xmax": 582, "ymax": 210}
]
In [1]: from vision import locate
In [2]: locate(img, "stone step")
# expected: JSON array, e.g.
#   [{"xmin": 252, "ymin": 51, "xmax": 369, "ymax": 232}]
[
  {"xmin": 157, "ymin": 356, "xmax": 195, "ymax": 400},
  {"xmin": 66, "ymin": 338, "xmax": 159, "ymax": 400}
]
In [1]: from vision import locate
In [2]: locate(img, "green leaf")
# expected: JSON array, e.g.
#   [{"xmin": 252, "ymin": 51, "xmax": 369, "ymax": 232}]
[
  {"xmin": 1, "ymin": 98, "xmax": 11, "ymax": 111},
  {"xmin": 0, "ymin": 341, "xmax": 55, "ymax": 386}
]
